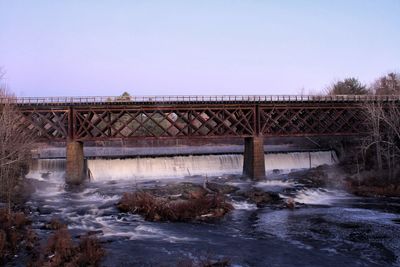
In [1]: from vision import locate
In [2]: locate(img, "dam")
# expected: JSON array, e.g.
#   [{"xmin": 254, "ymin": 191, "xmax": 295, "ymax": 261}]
[{"xmin": 29, "ymin": 150, "xmax": 338, "ymax": 181}]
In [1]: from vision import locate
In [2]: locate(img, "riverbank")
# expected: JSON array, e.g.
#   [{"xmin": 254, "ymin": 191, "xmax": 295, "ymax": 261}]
[
  {"xmin": 286, "ymin": 164, "xmax": 400, "ymax": 198},
  {"xmin": 344, "ymin": 170, "xmax": 400, "ymax": 197}
]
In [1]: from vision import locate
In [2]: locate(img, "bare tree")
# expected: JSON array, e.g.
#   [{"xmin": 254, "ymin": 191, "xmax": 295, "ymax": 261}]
[
  {"xmin": 380, "ymin": 101, "xmax": 400, "ymax": 180},
  {"xmin": 372, "ymin": 72, "xmax": 400, "ymax": 95},
  {"xmin": 0, "ymin": 76, "xmax": 36, "ymax": 212},
  {"xmin": 361, "ymin": 100, "xmax": 400, "ymax": 180},
  {"xmin": 361, "ymin": 101, "xmax": 384, "ymax": 171}
]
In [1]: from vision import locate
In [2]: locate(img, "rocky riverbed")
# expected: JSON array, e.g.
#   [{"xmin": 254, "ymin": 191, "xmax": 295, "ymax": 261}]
[{"xmin": 4, "ymin": 163, "xmax": 400, "ymax": 266}]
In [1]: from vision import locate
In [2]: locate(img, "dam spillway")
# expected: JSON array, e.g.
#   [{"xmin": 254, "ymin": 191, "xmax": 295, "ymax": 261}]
[{"xmin": 28, "ymin": 151, "xmax": 337, "ymax": 181}]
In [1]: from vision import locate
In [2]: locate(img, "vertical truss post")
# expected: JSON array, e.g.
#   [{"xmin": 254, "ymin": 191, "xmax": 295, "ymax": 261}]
[
  {"xmin": 255, "ymin": 104, "xmax": 261, "ymax": 135},
  {"xmin": 67, "ymin": 107, "xmax": 74, "ymax": 141}
]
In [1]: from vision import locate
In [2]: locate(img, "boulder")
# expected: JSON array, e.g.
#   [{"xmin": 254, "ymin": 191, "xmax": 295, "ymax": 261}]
[
  {"xmin": 237, "ymin": 188, "xmax": 281, "ymax": 207},
  {"xmin": 205, "ymin": 182, "xmax": 239, "ymax": 194}
]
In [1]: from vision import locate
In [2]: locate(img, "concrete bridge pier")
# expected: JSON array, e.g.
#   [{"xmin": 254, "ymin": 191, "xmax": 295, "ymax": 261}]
[
  {"xmin": 66, "ymin": 141, "xmax": 86, "ymax": 184},
  {"xmin": 243, "ymin": 136, "xmax": 266, "ymax": 180}
]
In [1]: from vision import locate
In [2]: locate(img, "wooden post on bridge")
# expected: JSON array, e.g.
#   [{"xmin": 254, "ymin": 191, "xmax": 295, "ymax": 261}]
[{"xmin": 243, "ymin": 136, "xmax": 265, "ymax": 180}]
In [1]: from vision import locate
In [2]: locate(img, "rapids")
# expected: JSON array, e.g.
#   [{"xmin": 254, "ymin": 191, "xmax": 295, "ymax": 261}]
[{"xmin": 22, "ymin": 152, "xmax": 400, "ymax": 266}]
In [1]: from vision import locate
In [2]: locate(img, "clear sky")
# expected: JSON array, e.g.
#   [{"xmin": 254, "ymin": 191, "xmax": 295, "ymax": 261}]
[{"xmin": 0, "ymin": 0, "xmax": 399, "ymax": 96}]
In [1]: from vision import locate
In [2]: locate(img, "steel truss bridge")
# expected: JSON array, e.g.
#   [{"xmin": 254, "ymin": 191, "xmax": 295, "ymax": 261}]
[
  {"xmin": 6, "ymin": 94, "xmax": 395, "ymax": 142},
  {"xmin": 4, "ymin": 94, "xmax": 398, "ymax": 182}
]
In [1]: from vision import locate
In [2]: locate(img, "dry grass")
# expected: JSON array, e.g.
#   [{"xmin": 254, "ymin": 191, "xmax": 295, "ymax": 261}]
[
  {"xmin": 345, "ymin": 171, "xmax": 400, "ymax": 197},
  {"xmin": 118, "ymin": 191, "xmax": 233, "ymax": 222},
  {"xmin": 0, "ymin": 210, "xmax": 104, "ymax": 266},
  {"xmin": 29, "ymin": 219, "xmax": 105, "ymax": 267},
  {"xmin": 45, "ymin": 217, "xmax": 67, "ymax": 230},
  {"xmin": 0, "ymin": 209, "xmax": 37, "ymax": 264},
  {"xmin": 347, "ymin": 183, "xmax": 400, "ymax": 197}
]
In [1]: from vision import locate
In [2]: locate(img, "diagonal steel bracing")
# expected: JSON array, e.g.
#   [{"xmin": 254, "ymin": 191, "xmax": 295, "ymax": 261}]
[{"xmin": 15, "ymin": 102, "xmax": 370, "ymax": 141}]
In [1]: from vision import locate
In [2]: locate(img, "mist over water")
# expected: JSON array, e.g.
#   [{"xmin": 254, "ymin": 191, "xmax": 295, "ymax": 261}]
[
  {"xmin": 87, "ymin": 151, "xmax": 337, "ymax": 181},
  {"xmin": 24, "ymin": 151, "xmax": 400, "ymax": 266}
]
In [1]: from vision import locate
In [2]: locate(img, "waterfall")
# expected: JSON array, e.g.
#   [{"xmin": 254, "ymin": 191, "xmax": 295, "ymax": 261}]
[
  {"xmin": 87, "ymin": 151, "xmax": 337, "ymax": 181},
  {"xmin": 26, "ymin": 151, "xmax": 337, "ymax": 181},
  {"xmin": 27, "ymin": 159, "xmax": 66, "ymax": 181},
  {"xmin": 265, "ymin": 151, "xmax": 338, "ymax": 171},
  {"xmin": 87, "ymin": 154, "xmax": 242, "ymax": 180}
]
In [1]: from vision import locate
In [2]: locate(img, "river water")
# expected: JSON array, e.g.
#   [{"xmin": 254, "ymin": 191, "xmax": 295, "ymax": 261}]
[{"xmin": 24, "ymin": 152, "xmax": 400, "ymax": 267}]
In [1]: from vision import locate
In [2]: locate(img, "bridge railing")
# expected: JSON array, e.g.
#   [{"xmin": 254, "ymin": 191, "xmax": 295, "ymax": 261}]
[{"xmin": 1, "ymin": 95, "xmax": 400, "ymax": 104}]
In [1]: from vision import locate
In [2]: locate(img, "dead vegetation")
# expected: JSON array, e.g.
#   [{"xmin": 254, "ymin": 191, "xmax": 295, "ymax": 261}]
[
  {"xmin": 0, "ymin": 78, "xmax": 36, "ymax": 211},
  {"xmin": 345, "ymin": 170, "xmax": 400, "ymax": 197},
  {"xmin": 321, "ymin": 73, "xmax": 400, "ymax": 197},
  {"xmin": 117, "ymin": 191, "xmax": 233, "ymax": 222},
  {"xmin": 0, "ymin": 209, "xmax": 37, "ymax": 265},
  {"xmin": 29, "ymin": 219, "xmax": 105, "ymax": 267},
  {"xmin": 0, "ymin": 211, "xmax": 105, "ymax": 266}
]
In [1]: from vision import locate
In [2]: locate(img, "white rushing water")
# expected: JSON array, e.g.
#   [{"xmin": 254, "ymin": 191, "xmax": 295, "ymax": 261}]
[
  {"xmin": 87, "ymin": 151, "xmax": 337, "ymax": 181},
  {"xmin": 27, "ymin": 159, "xmax": 66, "ymax": 181},
  {"xmin": 27, "ymin": 151, "xmax": 337, "ymax": 182},
  {"xmin": 292, "ymin": 188, "xmax": 353, "ymax": 206}
]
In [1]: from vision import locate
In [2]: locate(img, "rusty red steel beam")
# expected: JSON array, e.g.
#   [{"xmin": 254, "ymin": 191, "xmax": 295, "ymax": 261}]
[{"xmin": 11, "ymin": 100, "xmax": 375, "ymax": 142}]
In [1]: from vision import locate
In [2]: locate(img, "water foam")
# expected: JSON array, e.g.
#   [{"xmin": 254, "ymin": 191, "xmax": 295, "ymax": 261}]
[
  {"xmin": 256, "ymin": 180, "xmax": 296, "ymax": 188},
  {"xmin": 88, "ymin": 151, "xmax": 337, "ymax": 181},
  {"xmin": 231, "ymin": 200, "xmax": 258, "ymax": 210},
  {"xmin": 293, "ymin": 188, "xmax": 351, "ymax": 205},
  {"xmin": 27, "ymin": 159, "xmax": 66, "ymax": 181}
]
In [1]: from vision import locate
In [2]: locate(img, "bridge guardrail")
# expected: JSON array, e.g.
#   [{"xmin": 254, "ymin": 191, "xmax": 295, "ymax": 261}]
[{"xmin": 1, "ymin": 95, "xmax": 400, "ymax": 104}]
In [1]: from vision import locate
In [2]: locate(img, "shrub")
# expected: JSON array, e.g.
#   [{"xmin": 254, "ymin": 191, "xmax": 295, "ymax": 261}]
[
  {"xmin": 117, "ymin": 191, "xmax": 233, "ymax": 222},
  {"xmin": 0, "ymin": 86, "xmax": 36, "ymax": 211},
  {"xmin": 0, "ymin": 209, "xmax": 36, "ymax": 264},
  {"xmin": 30, "ymin": 227, "xmax": 105, "ymax": 267},
  {"xmin": 345, "ymin": 171, "xmax": 400, "ymax": 197}
]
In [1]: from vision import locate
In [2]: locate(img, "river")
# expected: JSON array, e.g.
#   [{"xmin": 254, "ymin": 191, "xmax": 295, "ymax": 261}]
[{"xmin": 23, "ymin": 152, "xmax": 400, "ymax": 267}]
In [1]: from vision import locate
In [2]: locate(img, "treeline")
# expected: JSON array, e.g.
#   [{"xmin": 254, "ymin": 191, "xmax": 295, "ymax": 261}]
[
  {"xmin": 325, "ymin": 72, "xmax": 400, "ymax": 182},
  {"xmin": 325, "ymin": 72, "xmax": 400, "ymax": 96}
]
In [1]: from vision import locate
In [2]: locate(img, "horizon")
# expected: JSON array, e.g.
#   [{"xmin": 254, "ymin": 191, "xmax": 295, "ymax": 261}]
[{"xmin": 0, "ymin": 0, "xmax": 399, "ymax": 96}]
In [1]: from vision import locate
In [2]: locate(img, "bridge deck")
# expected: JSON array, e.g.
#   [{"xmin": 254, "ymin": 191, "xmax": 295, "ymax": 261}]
[{"xmin": 1, "ymin": 95, "xmax": 400, "ymax": 106}]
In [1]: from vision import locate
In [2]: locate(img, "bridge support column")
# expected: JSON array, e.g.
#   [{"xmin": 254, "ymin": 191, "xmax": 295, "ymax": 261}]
[
  {"xmin": 243, "ymin": 136, "xmax": 265, "ymax": 180},
  {"xmin": 66, "ymin": 141, "xmax": 86, "ymax": 185}
]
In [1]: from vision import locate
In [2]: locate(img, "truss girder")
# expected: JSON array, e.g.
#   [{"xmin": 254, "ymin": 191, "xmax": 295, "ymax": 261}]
[
  {"xmin": 259, "ymin": 106, "xmax": 368, "ymax": 136},
  {"xmin": 73, "ymin": 107, "xmax": 256, "ymax": 140},
  {"xmin": 15, "ymin": 104, "xmax": 369, "ymax": 141},
  {"xmin": 18, "ymin": 109, "xmax": 69, "ymax": 140}
]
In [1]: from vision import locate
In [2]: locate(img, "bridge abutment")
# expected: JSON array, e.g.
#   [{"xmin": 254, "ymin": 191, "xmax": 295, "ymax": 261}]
[
  {"xmin": 66, "ymin": 141, "xmax": 86, "ymax": 184},
  {"xmin": 243, "ymin": 136, "xmax": 265, "ymax": 180}
]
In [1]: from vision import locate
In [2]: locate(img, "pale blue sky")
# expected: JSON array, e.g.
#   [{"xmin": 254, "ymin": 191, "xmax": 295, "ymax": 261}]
[{"xmin": 0, "ymin": 0, "xmax": 399, "ymax": 96}]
